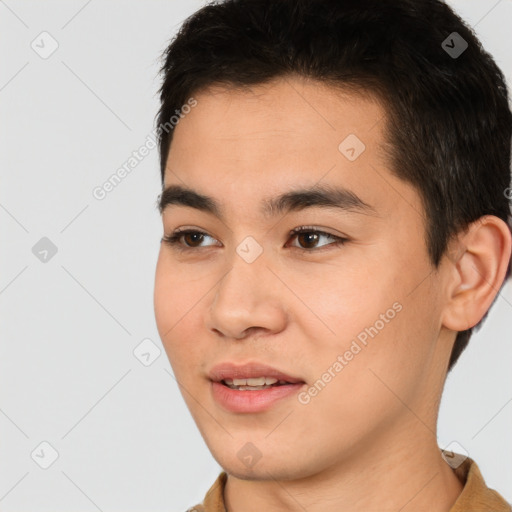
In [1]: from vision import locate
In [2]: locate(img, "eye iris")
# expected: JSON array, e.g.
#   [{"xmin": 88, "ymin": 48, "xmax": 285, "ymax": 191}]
[
  {"xmin": 184, "ymin": 232, "xmax": 204, "ymax": 246},
  {"xmin": 298, "ymin": 232, "xmax": 319, "ymax": 249}
]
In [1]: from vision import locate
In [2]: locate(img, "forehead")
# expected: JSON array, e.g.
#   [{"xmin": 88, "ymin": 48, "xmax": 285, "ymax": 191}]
[
  {"xmin": 163, "ymin": 77, "xmax": 419, "ymax": 225},
  {"xmin": 170, "ymin": 77, "xmax": 387, "ymax": 154}
]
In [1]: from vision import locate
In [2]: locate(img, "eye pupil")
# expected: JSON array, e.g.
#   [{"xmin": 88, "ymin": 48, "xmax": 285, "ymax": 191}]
[
  {"xmin": 185, "ymin": 232, "xmax": 204, "ymax": 246},
  {"xmin": 298, "ymin": 232, "xmax": 319, "ymax": 249}
]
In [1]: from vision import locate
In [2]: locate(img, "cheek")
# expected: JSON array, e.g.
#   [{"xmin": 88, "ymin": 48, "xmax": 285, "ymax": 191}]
[
  {"xmin": 154, "ymin": 254, "xmax": 200, "ymax": 363},
  {"xmin": 297, "ymin": 260, "xmax": 438, "ymax": 394},
  {"xmin": 337, "ymin": 286, "xmax": 440, "ymax": 413},
  {"xmin": 295, "ymin": 304, "xmax": 429, "ymax": 440},
  {"xmin": 285, "ymin": 258, "xmax": 393, "ymax": 346},
  {"xmin": 154, "ymin": 250, "xmax": 202, "ymax": 328},
  {"xmin": 153, "ymin": 254, "xmax": 173, "ymax": 334},
  {"xmin": 153, "ymin": 252, "xmax": 228, "ymax": 392}
]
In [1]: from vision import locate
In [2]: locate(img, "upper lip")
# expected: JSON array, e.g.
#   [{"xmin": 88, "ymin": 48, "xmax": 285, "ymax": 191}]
[{"xmin": 208, "ymin": 361, "xmax": 305, "ymax": 384}]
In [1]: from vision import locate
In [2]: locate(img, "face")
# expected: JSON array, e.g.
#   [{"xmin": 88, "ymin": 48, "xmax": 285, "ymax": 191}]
[{"xmin": 154, "ymin": 76, "xmax": 453, "ymax": 480}]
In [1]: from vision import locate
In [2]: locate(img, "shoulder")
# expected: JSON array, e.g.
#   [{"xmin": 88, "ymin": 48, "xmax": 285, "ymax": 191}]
[
  {"xmin": 448, "ymin": 455, "xmax": 511, "ymax": 512},
  {"xmin": 184, "ymin": 471, "xmax": 228, "ymax": 512}
]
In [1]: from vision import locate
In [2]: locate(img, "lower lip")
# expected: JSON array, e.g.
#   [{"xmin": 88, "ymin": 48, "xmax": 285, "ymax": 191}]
[{"xmin": 211, "ymin": 381, "xmax": 306, "ymax": 413}]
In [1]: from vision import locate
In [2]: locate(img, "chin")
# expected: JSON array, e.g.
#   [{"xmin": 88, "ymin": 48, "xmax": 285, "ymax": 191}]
[{"xmin": 214, "ymin": 450, "xmax": 313, "ymax": 482}]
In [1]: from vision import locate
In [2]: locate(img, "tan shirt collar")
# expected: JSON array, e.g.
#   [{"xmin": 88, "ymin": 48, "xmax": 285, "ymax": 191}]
[{"xmin": 192, "ymin": 457, "xmax": 510, "ymax": 512}]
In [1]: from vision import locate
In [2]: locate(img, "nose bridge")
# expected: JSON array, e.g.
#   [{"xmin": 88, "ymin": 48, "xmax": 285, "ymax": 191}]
[
  {"xmin": 216, "ymin": 234, "xmax": 270, "ymax": 304},
  {"xmin": 207, "ymin": 235, "xmax": 285, "ymax": 337}
]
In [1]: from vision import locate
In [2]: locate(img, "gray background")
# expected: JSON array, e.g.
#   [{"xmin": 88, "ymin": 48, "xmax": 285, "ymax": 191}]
[{"xmin": 0, "ymin": 1, "xmax": 511, "ymax": 510}]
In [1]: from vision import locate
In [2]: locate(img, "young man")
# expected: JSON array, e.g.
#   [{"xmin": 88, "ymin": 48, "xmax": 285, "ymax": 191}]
[{"xmin": 153, "ymin": 0, "xmax": 512, "ymax": 510}]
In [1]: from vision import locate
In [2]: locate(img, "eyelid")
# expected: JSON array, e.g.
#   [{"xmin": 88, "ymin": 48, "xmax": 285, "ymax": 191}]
[
  {"xmin": 288, "ymin": 225, "xmax": 346, "ymax": 239},
  {"xmin": 287, "ymin": 226, "xmax": 348, "ymax": 251},
  {"xmin": 161, "ymin": 225, "xmax": 349, "ymax": 252},
  {"xmin": 165, "ymin": 228, "xmax": 220, "ymax": 247}
]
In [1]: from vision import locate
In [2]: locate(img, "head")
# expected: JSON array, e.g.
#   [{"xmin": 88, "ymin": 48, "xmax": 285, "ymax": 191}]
[{"xmin": 153, "ymin": 0, "xmax": 512, "ymax": 480}]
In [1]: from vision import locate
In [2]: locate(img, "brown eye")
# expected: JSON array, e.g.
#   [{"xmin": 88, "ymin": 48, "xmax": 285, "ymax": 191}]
[
  {"xmin": 296, "ymin": 231, "xmax": 321, "ymax": 249},
  {"xmin": 181, "ymin": 232, "xmax": 205, "ymax": 247},
  {"xmin": 162, "ymin": 226, "xmax": 348, "ymax": 253},
  {"xmin": 288, "ymin": 226, "xmax": 348, "ymax": 251},
  {"xmin": 161, "ymin": 230, "xmax": 218, "ymax": 250}
]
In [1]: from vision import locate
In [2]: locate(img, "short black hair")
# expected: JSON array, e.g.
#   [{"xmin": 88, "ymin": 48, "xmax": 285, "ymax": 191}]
[{"xmin": 156, "ymin": 0, "xmax": 512, "ymax": 372}]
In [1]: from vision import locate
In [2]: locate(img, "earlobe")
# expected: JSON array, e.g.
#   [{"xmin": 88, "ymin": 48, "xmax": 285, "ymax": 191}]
[{"xmin": 441, "ymin": 215, "xmax": 512, "ymax": 332}]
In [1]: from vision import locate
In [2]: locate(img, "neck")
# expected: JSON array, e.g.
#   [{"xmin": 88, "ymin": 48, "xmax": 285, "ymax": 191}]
[{"xmin": 224, "ymin": 423, "xmax": 464, "ymax": 512}]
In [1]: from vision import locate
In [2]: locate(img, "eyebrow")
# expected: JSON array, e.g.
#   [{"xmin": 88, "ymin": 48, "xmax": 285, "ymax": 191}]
[{"xmin": 157, "ymin": 183, "xmax": 379, "ymax": 220}]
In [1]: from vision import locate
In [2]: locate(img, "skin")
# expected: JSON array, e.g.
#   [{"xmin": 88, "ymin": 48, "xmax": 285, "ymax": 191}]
[{"xmin": 153, "ymin": 76, "xmax": 511, "ymax": 512}]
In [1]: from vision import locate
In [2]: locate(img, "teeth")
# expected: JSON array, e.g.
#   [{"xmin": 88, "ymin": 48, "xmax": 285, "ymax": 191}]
[
  {"xmin": 233, "ymin": 385, "xmax": 272, "ymax": 390},
  {"xmin": 224, "ymin": 377, "xmax": 279, "ymax": 386},
  {"xmin": 222, "ymin": 377, "xmax": 292, "ymax": 390}
]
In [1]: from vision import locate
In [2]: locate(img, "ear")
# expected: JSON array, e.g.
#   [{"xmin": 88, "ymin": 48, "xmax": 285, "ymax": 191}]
[{"xmin": 441, "ymin": 215, "xmax": 512, "ymax": 332}]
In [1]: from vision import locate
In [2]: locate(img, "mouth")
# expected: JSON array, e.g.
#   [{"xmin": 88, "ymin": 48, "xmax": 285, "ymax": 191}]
[
  {"xmin": 208, "ymin": 361, "xmax": 306, "ymax": 413},
  {"xmin": 220, "ymin": 377, "xmax": 299, "ymax": 390},
  {"xmin": 208, "ymin": 361, "xmax": 306, "ymax": 387}
]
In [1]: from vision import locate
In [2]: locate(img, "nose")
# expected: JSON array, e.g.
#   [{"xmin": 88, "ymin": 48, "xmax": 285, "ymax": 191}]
[{"xmin": 206, "ymin": 251, "xmax": 288, "ymax": 341}]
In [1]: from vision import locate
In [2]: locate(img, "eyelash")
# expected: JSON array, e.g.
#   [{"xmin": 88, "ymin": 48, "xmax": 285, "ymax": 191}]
[{"xmin": 161, "ymin": 226, "xmax": 348, "ymax": 253}]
